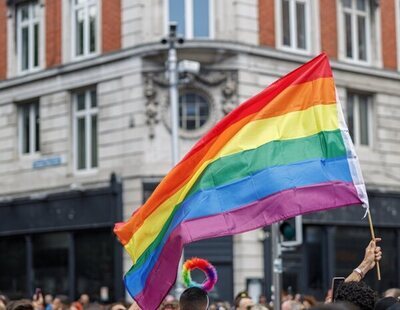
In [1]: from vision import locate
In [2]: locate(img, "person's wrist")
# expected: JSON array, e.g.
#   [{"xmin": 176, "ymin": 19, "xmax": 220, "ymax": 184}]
[{"xmin": 353, "ymin": 267, "xmax": 364, "ymax": 279}]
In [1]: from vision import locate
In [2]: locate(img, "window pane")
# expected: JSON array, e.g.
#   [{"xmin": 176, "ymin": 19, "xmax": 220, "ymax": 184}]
[
  {"xmin": 75, "ymin": 230, "xmax": 115, "ymax": 301},
  {"xmin": 343, "ymin": 0, "xmax": 352, "ymax": 8},
  {"xmin": 21, "ymin": 6, "xmax": 29, "ymax": 20},
  {"xmin": 34, "ymin": 24, "xmax": 39, "ymax": 67},
  {"xmin": 179, "ymin": 93, "xmax": 210, "ymax": 131},
  {"xmin": 76, "ymin": 9, "xmax": 85, "ymax": 56},
  {"xmin": 345, "ymin": 13, "xmax": 353, "ymax": 58},
  {"xmin": 22, "ymin": 27, "xmax": 29, "ymax": 70},
  {"xmin": 34, "ymin": 103, "xmax": 40, "ymax": 152},
  {"xmin": 77, "ymin": 117, "xmax": 86, "ymax": 169},
  {"xmin": 33, "ymin": 233, "xmax": 69, "ymax": 296},
  {"xmin": 358, "ymin": 96, "xmax": 369, "ymax": 145},
  {"xmin": 357, "ymin": 16, "xmax": 367, "ymax": 61},
  {"xmin": 347, "ymin": 94, "xmax": 354, "ymax": 141},
  {"xmin": 77, "ymin": 93, "xmax": 85, "ymax": 110},
  {"xmin": 296, "ymin": 2, "xmax": 306, "ymax": 49},
  {"xmin": 89, "ymin": 5, "xmax": 97, "ymax": 53},
  {"xmin": 22, "ymin": 105, "xmax": 30, "ymax": 154},
  {"xmin": 0, "ymin": 237, "xmax": 27, "ymax": 299},
  {"xmin": 91, "ymin": 115, "xmax": 98, "ymax": 168},
  {"xmin": 193, "ymin": 0, "xmax": 209, "ymax": 37},
  {"xmin": 282, "ymin": 0, "xmax": 291, "ymax": 46},
  {"xmin": 90, "ymin": 90, "xmax": 97, "ymax": 107},
  {"xmin": 169, "ymin": 0, "xmax": 185, "ymax": 37},
  {"xmin": 356, "ymin": 0, "xmax": 366, "ymax": 11}
]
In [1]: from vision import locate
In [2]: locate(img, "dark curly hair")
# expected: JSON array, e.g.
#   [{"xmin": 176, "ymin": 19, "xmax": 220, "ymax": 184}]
[{"xmin": 334, "ymin": 281, "xmax": 377, "ymax": 310}]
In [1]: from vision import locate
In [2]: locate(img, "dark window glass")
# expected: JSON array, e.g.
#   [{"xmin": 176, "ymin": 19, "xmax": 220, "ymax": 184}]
[
  {"xmin": 77, "ymin": 93, "xmax": 85, "ymax": 110},
  {"xmin": 347, "ymin": 94, "xmax": 354, "ymax": 140},
  {"xmin": 91, "ymin": 115, "xmax": 98, "ymax": 168},
  {"xmin": 77, "ymin": 117, "xmax": 86, "ymax": 169},
  {"xmin": 193, "ymin": 0, "xmax": 209, "ymax": 37},
  {"xmin": 345, "ymin": 13, "xmax": 353, "ymax": 58},
  {"xmin": 34, "ymin": 102, "xmax": 40, "ymax": 152},
  {"xmin": 89, "ymin": 5, "xmax": 97, "ymax": 53},
  {"xmin": 90, "ymin": 90, "xmax": 97, "ymax": 107},
  {"xmin": 358, "ymin": 95, "xmax": 369, "ymax": 145},
  {"xmin": 335, "ymin": 227, "xmax": 398, "ymax": 291},
  {"xmin": 75, "ymin": 231, "xmax": 115, "ymax": 302},
  {"xmin": 33, "ymin": 233, "xmax": 69, "ymax": 296},
  {"xmin": 0, "ymin": 237, "xmax": 27, "ymax": 299},
  {"xmin": 282, "ymin": 0, "xmax": 291, "ymax": 46},
  {"xmin": 22, "ymin": 105, "xmax": 30, "ymax": 154},
  {"xmin": 169, "ymin": 0, "xmax": 186, "ymax": 37},
  {"xmin": 22, "ymin": 27, "xmax": 29, "ymax": 70},
  {"xmin": 34, "ymin": 24, "xmax": 39, "ymax": 67},
  {"xmin": 357, "ymin": 16, "xmax": 367, "ymax": 60},
  {"xmin": 296, "ymin": 2, "xmax": 306, "ymax": 49},
  {"xmin": 76, "ymin": 9, "xmax": 85, "ymax": 56},
  {"xmin": 179, "ymin": 93, "xmax": 210, "ymax": 130},
  {"xmin": 306, "ymin": 226, "xmax": 324, "ymax": 290}
]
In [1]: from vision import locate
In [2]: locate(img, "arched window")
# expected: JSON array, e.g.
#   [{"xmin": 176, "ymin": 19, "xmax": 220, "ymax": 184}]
[{"xmin": 179, "ymin": 93, "xmax": 210, "ymax": 130}]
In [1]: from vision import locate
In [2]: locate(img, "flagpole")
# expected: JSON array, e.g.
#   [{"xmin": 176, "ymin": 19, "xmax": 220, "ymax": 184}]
[
  {"xmin": 367, "ymin": 210, "xmax": 381, "ymax": 280},
  {"xmin": 271, "ymin": 223, "xmax": 282, "ymax": 310}
]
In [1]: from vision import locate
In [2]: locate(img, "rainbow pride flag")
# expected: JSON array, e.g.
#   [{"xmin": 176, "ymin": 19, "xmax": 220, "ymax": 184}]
[{"xmin": 114, "ymin": 53, "xmax": 367, "ymax": 309}]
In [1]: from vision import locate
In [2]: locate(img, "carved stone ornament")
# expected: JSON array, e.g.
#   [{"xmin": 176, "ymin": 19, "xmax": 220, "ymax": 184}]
[
  {"xmin": 143, "ymin": 73, "xmax": 159, "ymax": 138},
  {"xmin": 143, "ymin": 69, "xmax": 238, "ymax": 139}
]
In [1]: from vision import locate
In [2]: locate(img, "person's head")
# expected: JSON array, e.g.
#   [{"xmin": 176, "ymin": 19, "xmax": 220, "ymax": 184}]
[
  {"xmin": 160, "ymin": 300, "xmax": 179, "ymax": 310},
  {"xmin": 235, "ymin": 292, "xmax": 253, "ymax": 310},
  {"xmin": 335, "ymin": 281, "xmax": 376, "ymax": 310},
  {"xmin": 79, "ymin": 295, "xmax": 89, "ymax": 306},
  {"xmin": 44, "ymin": 295, "xmax": 53, "ymax": 305},
  {"xmin": 179, "ymin": 287, "xmax": 209, "ymax": 310},
  {"xmin": 384, "ymin": 289, "xmax": 400, "ymax": 300},
  {"xmin": 6, "ymin": 300, "xmax": 34, "ymax": 310},
  {"xmin": 281, "ymin": 300, "xmax": 303, "ymax": 310},
  {"xmin": 375, "ymin": 297, "xmax": 400, "ymax": 310},
  {"xmin": 69, "ymin": 302, "xmax": 83, "ymax": 310},
  {"xmin": 108, "ymin": 303, "xmax": 126, "ymax": 310},
  {"xmin": 310, "ymin": 302, "xmax": 359, "ymax": 310}
]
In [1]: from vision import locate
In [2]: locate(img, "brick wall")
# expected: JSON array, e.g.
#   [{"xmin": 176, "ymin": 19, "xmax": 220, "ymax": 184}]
[
  {"xmin": 102, "ymin": 0, "xmax": 121, "ymax": 53},
  {"xmin": 0, "ymin": 0, "xmax": 7, "ymax": 79},
  {"xmin": 381, "ymin": 0, "xmax": 397, "ymax": 70},
  {"xmin": 46, "ymin": 0, "xmax": 62, "ymax": 68},
  {"xmin": 258, "ymin": 0, "xmax": 275, "ymax": 47},
  {"xmin": 320, "ymin": 0, "xmax": 338, "ymax": 59}
]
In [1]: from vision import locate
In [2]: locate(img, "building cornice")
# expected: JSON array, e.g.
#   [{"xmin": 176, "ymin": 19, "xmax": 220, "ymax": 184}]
[{"xmin": 1, "ymin": 40, "xmax": 400, "ymax": 91}]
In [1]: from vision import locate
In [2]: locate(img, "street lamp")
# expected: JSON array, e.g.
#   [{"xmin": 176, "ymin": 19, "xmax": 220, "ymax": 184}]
[{"xmin": 161, "ymin": 22, "xmax": 185, "ymax": 298}]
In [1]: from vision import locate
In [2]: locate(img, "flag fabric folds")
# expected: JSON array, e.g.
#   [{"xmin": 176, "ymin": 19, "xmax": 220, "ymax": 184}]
[{"xmin": 114, "ymin": 53, "xmax": 368, "ymax": 310}]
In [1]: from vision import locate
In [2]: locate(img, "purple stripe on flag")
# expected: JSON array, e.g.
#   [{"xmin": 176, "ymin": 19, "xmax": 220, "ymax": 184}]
[{"xmin": 134, "ymin": 181, "xmax": 361, "ymax": 310}]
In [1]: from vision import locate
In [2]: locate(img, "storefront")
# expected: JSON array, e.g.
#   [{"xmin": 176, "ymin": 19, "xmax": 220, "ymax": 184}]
[
  {"xmin": 264, "ymin": 190, "xmax": 400, "ymax": 300},
  {"xmin": 0, "ymin": 175, "xmax": 124, "ymax": 302}
]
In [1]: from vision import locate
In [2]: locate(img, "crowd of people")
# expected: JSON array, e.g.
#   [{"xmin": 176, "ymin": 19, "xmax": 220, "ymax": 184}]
[
  {"xmin": 0, "ymin": 240, "xmax": 399, "ymax": 310},
  {"xmin": 0, "ymin": 285, "xmax": 399, "ymax": 310}
]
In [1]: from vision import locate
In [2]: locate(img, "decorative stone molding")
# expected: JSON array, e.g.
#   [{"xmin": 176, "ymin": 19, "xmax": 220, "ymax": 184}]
[
  {"xmin": 143, "ymin": 73, "xmax": 159, "ymax": 138},
  {"xmin": 143, "ymin": 69, "xmax": 238, "ymax": 139}
]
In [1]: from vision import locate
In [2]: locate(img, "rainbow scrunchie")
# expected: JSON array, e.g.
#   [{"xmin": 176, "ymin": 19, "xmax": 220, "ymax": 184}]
[{"xmin": 182, "ymin": 257, "xmax": 218, "ymax": 292}]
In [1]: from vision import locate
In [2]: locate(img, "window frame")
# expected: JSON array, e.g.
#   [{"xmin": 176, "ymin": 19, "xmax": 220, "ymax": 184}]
[
  {"xmin": 165, "ymin": 0, "xmax": 214, "ymax": 39},
  {"xmin": 73, "ymin": 88, "xmax": 98, "ymax": 173},
  {"xmin": 346, "ymin": 92, "xmax": 374, "ymax": 148},
  {"xmin": 275, "ymin": 0, "xmax": 312, "ymax": 54},
  {"xmin": 16, "ymin": 1, "xmax": 41, "ymax": 74},
  {"xmin": 18, "ymin": 101, "xmax": 40, "ymax": 156},
  {"xmin": 71, "ymin": 0, "xmax": 100, "ymax": 60},
  {"xmin": 338, "ymin": 0, "xmax": 372, "ymax": 65},
  {"xmin": 178, "ymin": 92, "xmax": 211, "ymax": 131}
]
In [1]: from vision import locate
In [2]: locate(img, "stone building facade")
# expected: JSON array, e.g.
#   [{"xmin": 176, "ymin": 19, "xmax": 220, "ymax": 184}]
[{"xmin": 0, "ymin": 0, "xmax": 399, "ymax": 303}]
